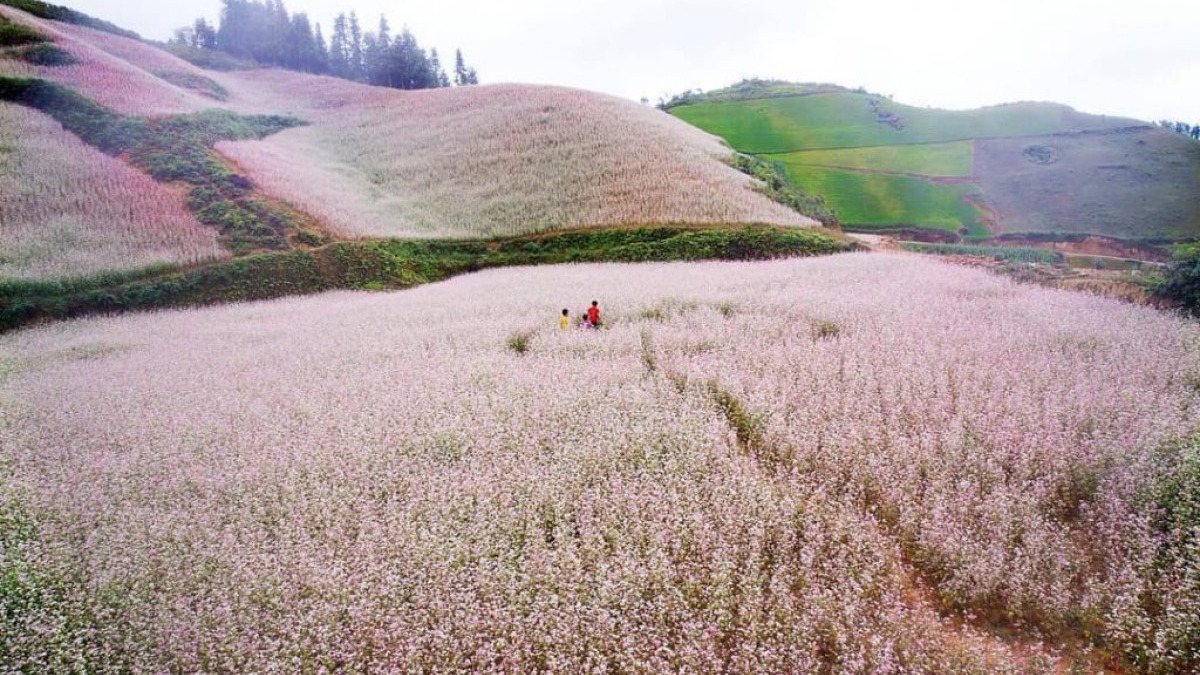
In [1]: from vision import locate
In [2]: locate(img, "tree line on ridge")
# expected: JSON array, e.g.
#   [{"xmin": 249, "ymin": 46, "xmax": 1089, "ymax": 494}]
[{"xmin": 173, "ymin": 0, "xmax": 479, "ymax": 90}]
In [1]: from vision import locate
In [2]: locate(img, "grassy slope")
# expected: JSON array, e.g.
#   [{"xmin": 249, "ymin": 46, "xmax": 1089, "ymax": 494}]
[
  {"xmin": 0, "ymin": 227, "xmax": 853, "ymax": 332},
  {"xmin": 670, "ymin": 93, "xmax": 1129, "ymax": 153},
  {"xmin": 765, "ymin": 141, "xmax": 973, "ymax": 177},
  {"xmin": 0, "ymin": 9, "xmax": 847, "ymax": 332},
  {"xmin": 781, "ymin": 165, "xmax": 988, "ymax": 236},
  {"xmin": 975, "ymin": 128, "xmax": 1200, "ymax": 240},
  {"xmin": 0, "ymin": 100, "xmax": 225, "ymax": 279},
  {"xmin": 672, "ymin": 92, "xmax": 1200, "ymax": 241}
]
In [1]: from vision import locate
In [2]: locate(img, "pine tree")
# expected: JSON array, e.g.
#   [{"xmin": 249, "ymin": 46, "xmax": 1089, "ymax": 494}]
[
  {"xmin": 286, "ymin": 13, "xmax": 319, "ymax": 72},
  {"xmin": 266, "ymin": 0, "xmax": 290, "ymax": 66},
  {"xmin": 329, "ymin": 13, "xmax": 349, "ymax": 78},
  {"xmin": 454, "ymin": 49, "xmax": 478, "ymax": 86},
  {"xmin": 429, "ymin": 48, "xmax": 450, "ymax": 88},
  {"xmin": 373, "ymin": 15, "xmax": 392, "ymax": 87},
  {"xmin": 313, "ymin": 22, "xmax": 329, "ymax": 73},
  {"xmin": 390, "ymin": 27, "xmax": 430, "ymax": 90},
  {"xmin": 363, "ymin": 32, "xmax": 380, "ymax": 85},
  {"xmin": 193, "ymin": 18, "xmax": 217, "ymax": 49},
  {"xmin": 454, "ymin": 48, "xmax": 467, "ymax": 86},
  {"xmin": 377, "ymin": 15, "xmax": 391, "ymax": 52},
  {"xmin": 217, "ymin": 0, "xmax": 252, "ymax": 58},
  {"xmin": 348, "ymin": 11, "xmax": 365, "ymax": 82}
]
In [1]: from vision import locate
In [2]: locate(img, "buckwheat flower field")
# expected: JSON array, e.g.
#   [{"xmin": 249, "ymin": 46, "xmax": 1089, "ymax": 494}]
[
  {"xmin": 213, "ymin": 72, "xmax": 816, "ymax": 238},
  {"xmin": 0, "ymin": 101, "xmax": 225, "ymax": 280},
  {"xmin": 0, "ymin": 6, "xmax": 212, "ymax": 116},
  {"xmin": 2, "ymin": 254, "xmax": 1197, "ymax": 673}
]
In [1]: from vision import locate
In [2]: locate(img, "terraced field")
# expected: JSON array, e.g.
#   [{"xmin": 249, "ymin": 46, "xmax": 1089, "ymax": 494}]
[
  {"xmin": 671, "ymin": 93, "xmax": 1125, "ymax": 153},
  {"xmin": 671, "ymin": 90, "xmax": 1200, "ymax": 241},
  {"xmin": 774, "ymin": 165, "xmax": 988, "ymax": 236},
  {"xmin": 764, "ymin": 141, "xmax": 973, "ymax": 178}
]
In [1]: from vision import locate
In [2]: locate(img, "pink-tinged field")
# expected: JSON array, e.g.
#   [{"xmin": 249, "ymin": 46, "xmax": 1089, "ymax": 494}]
[
  {"xmin": 2, "ymin": 254, "xmax": 1197, "ymax": 673},
  {"xmin": 1, "ymin": 10, "xmax": 819, "ymax": 246},
  {"xmin": 0, "ymin": 6, "xmax": 213, "ymax": 116},
  {"xmin": 0, "ymin": 102, "xmax": 225, "ymax": 280},
  {"xmin": 212, "ymin": 71, "xmax": 817, "ymax": 238}
]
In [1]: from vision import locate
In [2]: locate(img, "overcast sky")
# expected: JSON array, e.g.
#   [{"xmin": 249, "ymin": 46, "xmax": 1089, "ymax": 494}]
[{"xmin": 63, "ymin": 0, "xmax": 1199, "ymax": 123}]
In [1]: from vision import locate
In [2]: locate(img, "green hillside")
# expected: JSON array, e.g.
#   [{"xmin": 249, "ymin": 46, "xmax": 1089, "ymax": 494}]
[
  {"xmin": 671, "ymin": 93, "xmax": 1130, "ymax": 153},
  {"xmin": 671, "ymin": 87, "xmax": 1200, "ymax": 242},
  {"xmin": 0, "ymin": 8, "xmax": 849, "ymax": 330},
  {"xmin": 764, "ymin": 141, "xmax": 973, "ymax": 178},
  {"xmin": 778, "ymin": 166, "xmax": 988, "ymax": 236}
]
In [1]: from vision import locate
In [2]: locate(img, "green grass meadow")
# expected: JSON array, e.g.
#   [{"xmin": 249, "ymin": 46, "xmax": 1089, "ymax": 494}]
[
  {"xmin": 780, "ymin": 165, "xmax": 989, "ymax": 236},
  {"xmin": 671, "ymin": 93, "xmax": 1130, "ymax": 153},
  {"xmin": 670, "ymin": 92, "xmax": 1153, "ymax": 237},
  {"xmin": 764, "ymin": 140, "xmax": 974, "ymax": 177}
]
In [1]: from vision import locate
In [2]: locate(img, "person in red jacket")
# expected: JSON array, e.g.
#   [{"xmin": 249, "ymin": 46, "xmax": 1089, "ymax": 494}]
[{"xmin": 587, "ymin": 300, "xmax": 600, "ymax": 328}]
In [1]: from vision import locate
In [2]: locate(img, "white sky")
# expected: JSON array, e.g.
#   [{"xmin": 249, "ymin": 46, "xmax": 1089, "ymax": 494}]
[{"xmin": 63, "ymin": 0, "xmax": 1199, "ymax": 123}]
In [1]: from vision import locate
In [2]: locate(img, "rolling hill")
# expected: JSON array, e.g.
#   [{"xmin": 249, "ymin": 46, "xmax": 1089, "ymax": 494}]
[
  {"xmin": 3, "ymin": 5, "xmax": 1200, "ymax": 673},
  {"xmin": 0, "ymin": 100, "xmax": 224, "ymax": 279},
  {"xmin": 670, "ymin": 84, "xmax": 1200, "ymax": 243},
  {"xmin": 0, "ymin": 3, "xmax": 847, "ymax": 329},
  {"xmin": 0, "ymin": 3, "xmax": 818, "ymax": 251}
]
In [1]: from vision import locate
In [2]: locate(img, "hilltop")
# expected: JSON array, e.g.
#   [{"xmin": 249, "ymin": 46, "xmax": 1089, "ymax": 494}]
[
  {"xmin": 669, "ymin": 81, "xmax": 1200, "ymax": 245},
  {"xmin": 0, "ymin": 3, "xmax": 844, "ymax": 329}
]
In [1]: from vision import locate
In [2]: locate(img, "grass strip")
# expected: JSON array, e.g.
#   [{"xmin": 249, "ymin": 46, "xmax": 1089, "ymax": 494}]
[
  {"xmin": 0, "ymin": 76, "xmax": 316, "ymax": 254},
  {"xmin": 901, "ymin": 242, "xmax": 1063, "ymax": 264},
  {"xmin": 0, "ymin": 226, "xmax": 853, "ymax": 332}
]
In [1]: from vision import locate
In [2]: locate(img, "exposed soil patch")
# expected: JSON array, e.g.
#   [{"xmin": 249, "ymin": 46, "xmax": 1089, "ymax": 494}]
[
  {"xmin": 845, "ymin": 226, "xmax": 961, "ymax": 243},
  {"xmin": 867, "ymin": 97, "xmax": 904, "ymax": 130},
  {"xmin": 991, "ymin": 234, "xmax": 1170, "ymax": 262},
  {"xmin": 1023, "ymin": 144, "xmax": 1059, "ymax": 165}
]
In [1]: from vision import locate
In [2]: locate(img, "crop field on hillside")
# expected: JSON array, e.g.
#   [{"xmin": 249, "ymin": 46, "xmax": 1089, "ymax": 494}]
[
  {"xmin": 764, "ymin": 140, "xmax": 973, "ymax": 178},
  {"xmin": 0, "ymin": 101, "xmax": 224, "ymax": 279},
  {"xmin": 214, "ymin": 72, "xmax": 816, "ymax": 238},
  {"xmin": 670, "ymin": 94, "xmax": 1132, "ymax": 154},
  {"xmin": 974, "ymin": 127, "xmax": 1200, "ymax": 240},
  {"xmin": 2, "ymin": 254, "xmax": 1197, "ymax": 673},
  {"xmin": 668, "ymin": 92, "xmax": 1200, "ymax": 241},
  {"xmin": 777, "ymin": 164, "xmax": 988, "ymax": 236},
  {"xmin": 0, "ymin": 6, "xmax": 211, "ymax": 115}
]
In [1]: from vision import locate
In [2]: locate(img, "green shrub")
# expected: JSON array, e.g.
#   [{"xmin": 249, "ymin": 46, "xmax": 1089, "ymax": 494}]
[
  {"xmin": 153, "ymin": 71, "xmax": 229, "ymax": 100},
  {"xmin": 812, "ymin": 320, "xmax": 841, "ymax": 340},
  {"xmin": 901, "ymin": 241, "xmax": 1062, "ymax": 264},
  {"xmin": 157, "ymin": 41, "xmax": 258, "ymax": 71},
  {"xmin": 0, "ymin": 16, "xmax": 44, "ymax": 46},
  {"xmin": 9, "ymin": 42, "xmax": 75, "ymax": 65},
  {"xmin": 731, "ymin": 153, "xmax": 838, "ymax": 226},
  {"xmin": 1153, "ymin": 242, "xmax": 1200, "ymax": 315},
  {"xmin": 506, "ymin": 331, "xmax": 532, "ymax": 355},
  {"xmin": 0, "ymin": 0, "xmax": 139, "ymax": 39}
]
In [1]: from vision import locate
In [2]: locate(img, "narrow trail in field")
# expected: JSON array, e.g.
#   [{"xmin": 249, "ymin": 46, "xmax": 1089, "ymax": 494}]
[{"xmin": 648, "ymin": 345, "xmax": 1121, "ymax": 674}]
